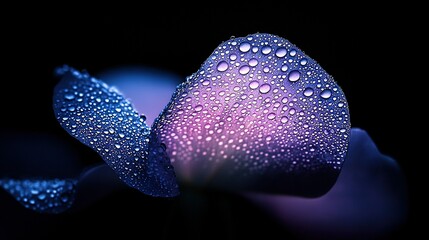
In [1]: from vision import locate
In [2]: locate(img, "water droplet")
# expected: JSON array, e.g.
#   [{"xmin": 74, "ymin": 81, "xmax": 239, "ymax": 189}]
[
  {"xmin": 249, "ymin": 81, "xmax": 259, "ymax": 90},
  {"xmin": 303, "ymin": 87, "xmax": 314, "ymax": 97},
  {"xmin": 259, "ymin": 84, "xmax": 271, "ymax": 94},
  {"xmin": 263, "ymin": 67, "xmax": 270, "ymax": 73},
  {"xmin": 205, "ymin": 136, "xmax": 212, "ymax": 141},
  {"xmin": 281, "ymin": 65, "xmax": 288, "ymax": 72},
  {"xmin": 320, "ymin": 89, "xmax": 332, "ymax": 99},
  {"xmin": 38, "ymin": 194, "xmax": 46, "ymax": 200},
  {"xmin": 338, "ymin": 102, "xmax": 345, "ymax": 108},
  {"xmin": 68, "ymin": 106, "xmax": 75, "ymax": 112},
  {"xmin": 217, "ymin": 61, "xmax": 229, "ymax": 72},
  {"xmin": 115, "ymin": 144, "xmax": 121, "ymax": 149},
  {"xmin": 288, "ymin": 70, "xmax": 301, "ymax": 82},
  {"xmin": 281, "ymin": 116, "xmax": 289, "ymax": 123},
  {"xmin": 275, "ymin": 47, "xmax": 287, "ymax": 57},
  {"xmin": 300, "ymin": 58, "xmax": 308, "ymax": 65},
  {"xmin": 229, "ymin": 54, "xmax": 237, "ymax": 61},
  {"xmin": 119, "ymin": 133, "xmax": 125, "ymax": 138},
  {"xmin": 289, "ymin": 108, "xmax": 296, "ymax": 115},
  {"xmin": 64, "ymin": 94, "xmax": 75, "ymax": 100},
  {"xmin": 290, "ymin": 49, "xmax": 297, "ymax": 56},
  {"xmin": 140, "ymin": 114, "xmax": 147, "ymax": 121},
  {"xmin": 115, "ymin": 108, "xmax": 122, "ymax": 113},
  {"xmin": 267, "ymin": 113, "xmax": 276, "ymax": 120},
  {"xmin": 261, "ymin": 46, "xmax": 272, "ymax": 54},
  {"xmin": 239, "ymin": 42, "xmax": 251, "ymax": 52},
  {"xmin": 195, "ymin": 105, "xmax": 203, "ymax": 112},
  {"xmin": 281, "ymin": 97, "xmax": 288, "ymax": 103},
  {"xmin": 249, "ymin": 58, "xmax": 258, "ymax": 67},
  {"xmin": 239, "ymin": 65, "xmax": 250, "ymax": 75},
  {"xmin": 252, "ymin": 46, "xmax": 259, "ymax": 53},
  {"xmin": 108, "ymin": 128, "xmax": 115, "ymax": 134},
  {"xmin": 202, "ymin": 80, "xmax": 210, "ymax": 86}
]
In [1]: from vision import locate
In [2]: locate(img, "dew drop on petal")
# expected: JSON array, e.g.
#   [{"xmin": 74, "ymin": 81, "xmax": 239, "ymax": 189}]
[
  {"xmin": 259, "ymin": 84, "xmax": 271, "ymax": 94},
  {"xmin": 288, "ymin": 70, "xmax": 301, "ymax": 82},
  {"xmin": 320, "ymin": 89, "xmax": 332, "ymax": 99},
  {"xmin": 217, "ymin": 61, "xmax": 229, "ymax": 72}
]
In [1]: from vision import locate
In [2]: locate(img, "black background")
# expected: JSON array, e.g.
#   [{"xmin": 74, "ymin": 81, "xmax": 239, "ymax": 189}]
[{"xmin": 0, "ymin": 6, "xmax": 417, "ymax": 239}]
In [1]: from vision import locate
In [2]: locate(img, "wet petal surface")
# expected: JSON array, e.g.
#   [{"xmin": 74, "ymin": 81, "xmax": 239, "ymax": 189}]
[
  {"xmin": 0, "ymin": 179, "xmax": 76, "ymax": 214},
  {"xmin": 53, "ymin": 66, "xmax": 178, "ymax": 197},
  {"xmin": 153, "ymin": 33, "xmax": 350, "ymax": 196}
]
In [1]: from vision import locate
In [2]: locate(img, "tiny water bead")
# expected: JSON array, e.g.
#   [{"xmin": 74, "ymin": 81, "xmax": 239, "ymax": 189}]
[
  {"xmin": 153, "ymin": 33, "xmax": 350, "ymax": 196},
  {"xmin": 0, "ymin": 179, "xmax": 76, "ymax": 214},
  {"xmin": 53, "ymin": 66, "xmax": 178, "ymax": 197}
]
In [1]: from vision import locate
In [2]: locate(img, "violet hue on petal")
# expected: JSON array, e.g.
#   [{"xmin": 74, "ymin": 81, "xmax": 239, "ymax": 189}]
[
  {"xmin": 53, "ymin": 65, "xmax": 179, "ymax": 197},
  {"xmin": 153, "ymin": 33, "xmax": 351, "ymax": 196},
  {"xmin": 247, "ymin": 128, "xmax": 408, "ymax": 239},
  {"xmin": 99, "ymin": 67, "xmax": 181, "ymax": 126}
]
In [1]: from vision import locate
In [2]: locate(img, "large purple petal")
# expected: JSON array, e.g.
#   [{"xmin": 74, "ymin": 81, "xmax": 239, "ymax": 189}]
[
  {"xmin": 53, "ymin": 66, "xmax": 178, "ymax": 197},
  {"xmin": 246, "ymin": 128, "xmax": 408, "ymax": 239},
  {"xmin": 153, "ymin": 33, "xmax": 350, "ymax": 196}
]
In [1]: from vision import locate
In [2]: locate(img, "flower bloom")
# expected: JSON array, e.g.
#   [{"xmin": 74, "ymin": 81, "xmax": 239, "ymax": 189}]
[{"xmin": 1, "ymin": 33, "xmax": 407, "ymax": 239}]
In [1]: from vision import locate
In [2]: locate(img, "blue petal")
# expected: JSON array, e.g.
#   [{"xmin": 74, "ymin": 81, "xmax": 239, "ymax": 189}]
[
  {"xmin": 53, "ymin": 66, "xmax": 178, "ymax": 197},
  {"xmin": 0, "ymin": 179, "xmax": 76, "ymax": 214}
]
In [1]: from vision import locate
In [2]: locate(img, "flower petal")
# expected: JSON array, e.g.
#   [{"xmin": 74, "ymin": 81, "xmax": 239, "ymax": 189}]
[
  {"xmin": 53, "ymin": 66, "xmax": 178, "ymax": 197},
  {"xmin": 153, "ymin": 33, "xmax": 350, "ymax": 196},
  {"xmin": 0, "ymin": 178, "xmax": 77, "ymax": 214},
  {"xmin": 99, "ymin": 67, "xmax": 181, "ymax": 125},
  {"xmin": 246, "ymin": 128, "xmax": 408, "ymax": 239}
]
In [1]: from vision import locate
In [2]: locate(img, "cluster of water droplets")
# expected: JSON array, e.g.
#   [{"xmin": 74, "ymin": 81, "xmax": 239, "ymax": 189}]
[
  {"xmin": 0, "ymin": 179, "xmax": 76, "ymax": 213},
  {"xmin": 153, "ymin": 33, "xmax": 350, "ymax": 193},
  {"xmin": 53, "ymin": 66, "xmax": 178, "ymax": 197}
]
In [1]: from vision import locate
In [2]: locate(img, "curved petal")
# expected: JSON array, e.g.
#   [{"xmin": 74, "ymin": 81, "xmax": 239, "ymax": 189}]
[
  {"xmin": 98, "ymin": 67, "xmax": 181, "ymax": 126},
  {"xmin": 153, "ymin": 33, "xmax": 350, "ymax": 196},
  {"xmin": 53, "ymin": 66, "xmax": 178, "ymax": 197},
  {"xmin": 246, "ymin": 128, "xmax": 408, "ymax": 239}
]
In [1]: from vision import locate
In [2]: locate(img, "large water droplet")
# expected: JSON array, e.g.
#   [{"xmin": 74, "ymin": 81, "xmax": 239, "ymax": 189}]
[
  {"xmin": 239, "ymin": 65, "xmax": 251, "ymax": 75},
  {"xmin": 281, "ymin": 116, "xmax": 289, "ymax": 123},
  {"xmin": 259, "ymin": 84, "xmax": 271, "ymax": 94},
  {"xmin": 300, "ymin": 58, "xmax": 308, "ymax": 65},
  {"xmin": 217, "ymin": 61, "xmax": 229, "ymax": 72},
  {"xmin": 303, "ymin": 87, "xmax": 314, "ymax": 97},
  {"xmin": 320, "ymin": 89, "xmax": 332, "ymax": 99},
  {"xmin": 281, "ymin": 65, "xmax": 288, "ymax": 72},
  {"xmin": 249, "ymin": 58, "xmax": 258, "ymax": 67},
  {"xmin": 202, "ymin": 80, "xmax": 210, "ymax": 86},
  {"xmin": 290, "ymin": 49, "xmax": 297, "ymax": 56},
  {"xmin": 288, "ymin": 70, "xmax": 301, "ymax": 82},
  {"xmin": 239, "ymin": 42, "xmax": 251, "ymax": 52},
  {"xmin": 195, "ymin": 105, "xmax": 203, "ymax": 112},
  {"xmin": 249, "ymin": 81, "xmax": 259, "ymax": 90},
  {"xmin": 267, "ymin": 113, "xmax": 276, "ymax": 120},
  {"xmin": 64, "ymin": 94, "xmax": 75, "ymax": 100},
  {"xmin": 275, "ymin": 47, "xmax": 287, "ymax": 57},
  {"xmin": 229, "ymin": 54, "xmax": 237, "ymax": 61},
  {"xmin": 262, "ymin": 46, "xmax": 272, "ymax": 54}
]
